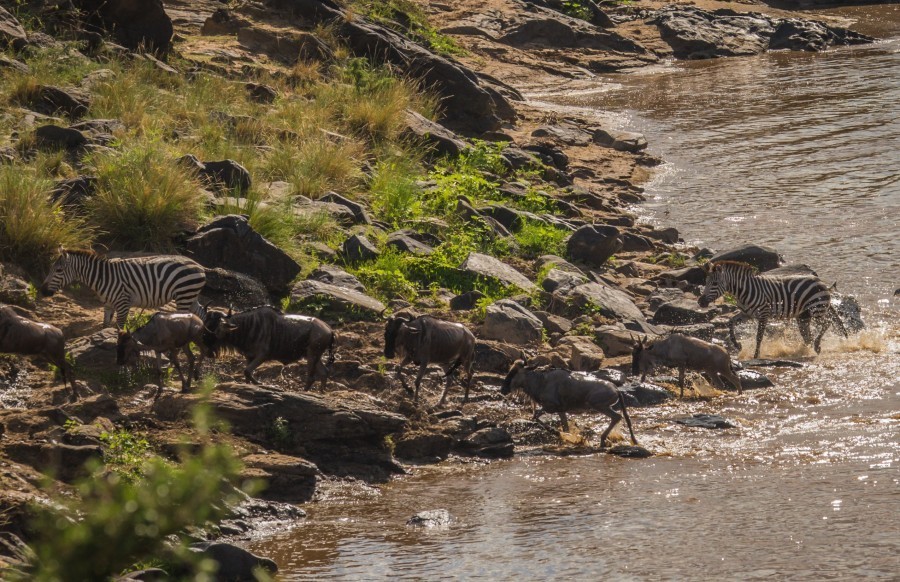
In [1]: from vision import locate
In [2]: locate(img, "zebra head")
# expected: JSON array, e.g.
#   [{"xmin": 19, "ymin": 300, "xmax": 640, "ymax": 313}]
[
  {"xmin": 40, "ymin": 247, "xmax": 76, "ymax": 297},
  {"xmin": 698, "ymin": 262, "xmax": 724, "ymax": 307}
]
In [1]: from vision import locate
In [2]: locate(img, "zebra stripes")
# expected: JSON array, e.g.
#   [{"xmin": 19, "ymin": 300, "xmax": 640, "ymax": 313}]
[
  {"xmin": 698, "ymin": 261, "xmax": 846, "ymax": 358},
  {"xmin": 40, "ymin": 249, "xmax": 206, "ymax": 329}
]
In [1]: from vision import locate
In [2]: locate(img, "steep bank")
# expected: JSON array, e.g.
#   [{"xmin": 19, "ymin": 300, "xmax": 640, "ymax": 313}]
[{"xmin": 0, "ymin": 0, "xmax": 877, "ymax": 577}]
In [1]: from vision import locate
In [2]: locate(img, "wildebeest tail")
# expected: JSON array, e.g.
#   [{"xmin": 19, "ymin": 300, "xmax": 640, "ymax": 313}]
[
  {"xmin": 617, "ymin": 390, "xmax": 638, "ymax": 445},
  {"xmin": 327, "ymin": 332, "xmax": 336, "ymax": 367}
]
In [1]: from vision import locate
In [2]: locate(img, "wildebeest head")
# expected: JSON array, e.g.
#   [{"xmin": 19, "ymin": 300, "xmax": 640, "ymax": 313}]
[
  {"xmin": 501, "ymin": 360, "xmax": 526, "ymax": 395},
  {"xmin": 201, "ymin": 308, "xmax": 237, "ymax": 357},
  {"xmin": 631, "ymin": 336, "xmax": 647, "ymax": 377},
  {"xmin": 383, "ymin": 313, "xmax": 415, "ymax": 359},
  {"xmin": 116, "ymin": 331, "xmax": 138, "ymax": 366}
]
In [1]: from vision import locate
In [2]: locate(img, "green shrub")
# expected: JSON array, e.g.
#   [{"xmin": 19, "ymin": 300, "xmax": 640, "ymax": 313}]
[
  {"xmin": 368, "ymin": 157, "xmax": 423, "ymax": 225},
  {"xmin": 87, "ymin": 144, "xmax": 203, "ymax": 251},
  {"xmin": 0, "ymin": 166, "xmax": 93, "ymax": 269},
  {"xmin": 99, "ymin": 430, "xmax": 154, "ymax": 482},
  {"xmin": 514, "ymin": 220, "xmax": 568, "ymax": 259}
]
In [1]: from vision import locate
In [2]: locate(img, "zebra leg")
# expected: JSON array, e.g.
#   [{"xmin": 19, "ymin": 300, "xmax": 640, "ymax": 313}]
[
  {"xmin": 103, "ymin": 307, "xmax": 114, "ymax": 328},
  {"xmin": 798, "ymin": 313, "xmax": 813, "ymax": 345},
  {"xmin": 115, "ymin": 303, "xmax": 130, "ymax": 330},
  {"xmin": 754, "ymin": 317, "xmax": 768, "ymax": 359},
  {"xmin": 813, "ymin": 314, "xmax": 832, "ymax": 354},
  {"xmin": 729, "ymin": 314, "xmax": 744, "ymax": 351}
]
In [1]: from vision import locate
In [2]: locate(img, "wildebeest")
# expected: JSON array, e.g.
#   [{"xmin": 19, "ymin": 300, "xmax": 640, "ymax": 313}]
[
  {"xmin": 383, "ymin": 313, "xmax": 475, "ymax": 406},
  {"xmin": 0, "ymin": 305, "xmax": 78, "ymax": 400},
  {"xmin": 117, "ymin": 312, "xmax": 205, "ymax": 396},
  {"xmin": 202, "ymin": 306, "xmax": 335, "ymax": 390},
  {"xmin": 501, "ymin": 360, "xmax": 637, "ymax": 448},
  {"xmin": 631, "ymin": 334, "xmax": 743, "ymax": 397}
]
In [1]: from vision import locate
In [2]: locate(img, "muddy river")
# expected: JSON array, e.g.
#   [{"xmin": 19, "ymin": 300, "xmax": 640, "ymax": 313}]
[{"xmin": 248, "ymin": 7, "xmax": 899, "ymax": 579}]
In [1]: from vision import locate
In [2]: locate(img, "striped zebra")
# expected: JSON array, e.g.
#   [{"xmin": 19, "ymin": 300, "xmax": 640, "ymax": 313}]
[
  {"xmin": 40, "ymin": 248, "xmax": 206, "ymax": 329},
  {"xmin": 698, "ymin": 261, "xmax": 847, "ymax": 358}
]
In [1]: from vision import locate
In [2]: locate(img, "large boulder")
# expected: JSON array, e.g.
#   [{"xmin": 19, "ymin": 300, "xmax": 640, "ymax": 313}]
[
  {"xmin": 289, "ymin": 279, "xmax": 385, "ymax": 318},
  {"xmin": 308, "ymin": 265, "xmax": 365, "ymax": 292},
  {"xmin": 21, "ymin": 86, "xmax": 90, "ymax": 118},
  {"xmin": 190, "ymin": 543, "xmax": 277, "ymax": 582},
  {"xmin": 555, "ymin": 336, "xmax": 604, "ymax": 371},
  {"xmin": 35, "ymin": 125, "xmax": 88, "ymax": 150},
  {"xmin": 566, "ymin": 282, "xmax": 645, "ymax": 323},
  {"xmin": 652, "ymin": 298, "xmax": 718, "ymax": 325},
  {"xmin": 460, "ymin": 252, "xmax": 535, "ymax": 291},
  {"xmin": 185, "ymin": 215, "xmax": 300, "ymax": 294},
  {"xmin": 710, "ymin": 244, "xmax": 783, "ymax": 272},
  {"xmin": 0, "ymin": 7, "xmax": 28, "ymax": 50},
  {"xmin": 482, "ymin": 299, "xmax": 543, "ymax": 345},
  {"xmin": 201, "ymin": 267, "xmax": 270, "ymax": 309},
  {"xmin": 73, "ymin": 0, "xmax": 174, "ymax": 56},
  {"xmin": 402, "ymin": 110, "xmax": 470, "ymax": 157},
  {"xmin": 566, "ymin": 225, "xmax": 622, "ymax": 267}
]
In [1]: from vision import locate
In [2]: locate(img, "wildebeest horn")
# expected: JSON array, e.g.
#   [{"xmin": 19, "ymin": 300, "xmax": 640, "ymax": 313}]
[
  {"xmin": 227, "ymin": 304, "xmax": 233, "ymax": 317},
  {"xmin": 379, "ymin": 307, "xmax": 388, "ymax": 319}
]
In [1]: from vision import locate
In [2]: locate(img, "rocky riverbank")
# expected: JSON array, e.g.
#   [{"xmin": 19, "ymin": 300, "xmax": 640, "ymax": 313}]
[{"xmin": 0, "ymin": 0, "xmax": 873, "ymax": 578}]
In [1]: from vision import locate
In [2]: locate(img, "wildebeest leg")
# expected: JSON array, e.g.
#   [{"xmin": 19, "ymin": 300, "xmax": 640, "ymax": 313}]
[
  {"xmin": 598, "ymin": 408, "xmax": 622, "ymax": 448},
  {"xmin": 305, "ymin": 355, "xmax": 318, "ymax": 392},
  {"xmin": 721, "ymin": 367, "xmax": 743, "ymax": 395},
  {"xmin": 244, "ymin": 355, "xmax": 267, "ymax": 385},
  {"xmin": 754, "ymin": 316, "xmax": 768, "ymax": 359},
  {"xmin": 395, "ymin": 355, "xmax": 412, "ymax": 394},
  {"xmin": 168, "ymin": 350, "xmax": 188, "ymax": 395},
  {"xmin": 414, "ymin": 362, "xmax": 428, "ymax": 403},
  {"xmin": 707, "ymin": 372, "xmax": 725, "ymax": 390},
  {"xmin": 181, "ymin": 347, "xmax": 195, "ymax": 392},
  {"xmin": 617, "ymin": 392, "xmax": 638, "ymax": 445},
  {"xmin": 558, "ymin": 411, "xmax": 570, "ymax": 433},
  {"xmin": 678, "ymin": 366, "xmax": 686, "ymax": 398},
  {"xmin": 532, "ymin": 408, "xmax": 553, "ymax": 432},
  {"xmin": 437, "ymin": 367, "xmax": 453, "ymax": 407}
]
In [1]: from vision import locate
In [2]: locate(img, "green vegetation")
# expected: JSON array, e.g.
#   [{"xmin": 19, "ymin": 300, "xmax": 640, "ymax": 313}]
[
  {"xmin": 99, "ymin": 429, "xmax": 154, "ymax": 482},
  {"xmin": 514, "ymin": 220, "xmax": 568, "ymax": 259},
  {"xmin": 560, "ymin": 0, "xmax": 593, "ymax": 21},
  {"xmin": 349, "ymin": 0, "xmax": 466, "ymax": 56}
]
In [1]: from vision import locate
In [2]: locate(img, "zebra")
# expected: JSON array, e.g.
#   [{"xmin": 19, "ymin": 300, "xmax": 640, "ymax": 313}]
[
  {"xmin": 698, "ymin": 261, "xmax": 848, "ymax": 358},
  {"xmin": 40, "ymin": 248, "xmax": 206, "ymax": 329}
]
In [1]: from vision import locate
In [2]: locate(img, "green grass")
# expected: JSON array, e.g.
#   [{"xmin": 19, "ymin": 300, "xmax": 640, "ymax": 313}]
[
  {"xmin": 349, "ymin": 0, "xmax": 466, "ymax": 57},
  {"xmin": 514, "ymin": 220, "xmax": 569, "ymax": 259},
  {"xmin": 99, "ymin": 429, "xmax": 154, "ymax": 482},
  {"xmin": 368, "ymin": 156, "xmax": 423, "ymax": 225}
]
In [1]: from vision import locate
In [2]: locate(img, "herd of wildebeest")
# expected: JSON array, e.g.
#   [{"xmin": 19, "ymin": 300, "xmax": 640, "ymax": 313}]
[{"xmin": 0, "ymin": 249, "xmax": 856, "ymax": 448}]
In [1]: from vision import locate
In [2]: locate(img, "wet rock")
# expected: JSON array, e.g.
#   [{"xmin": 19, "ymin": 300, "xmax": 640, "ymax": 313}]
[
  {"xmin": 190, "ymin": 542, "xmax": 277, "ymax": 581},
  {"xmin": 710, "ymin": 244, "xmax": 783, "ymax": 272},
  {"xmin": 403, "ymin": 110, "xmax": 470, "ymax": 157},
  {"xmin": 457, "ymin": 426, "xmax": 514, "ymax": 458},
  {"xmin": 460, "ymin": 252, "xmax": 535, "ymax": 291},
  {"xmin": 450, "ymin": 290, "xmax": 485, "ymax": 311},
  {"xmin": 186, "ymin": 215, "xmax": 300, "ymax": 294},
  {"xmin": 2, "ymin": 442, "xmax": 102, "ymax": 482},
  {"xmin": 555, "ymin": 336, "xmax": 604, "ymax": 371},
  {"xmin": 34, "ymin": 124, "xmax": 87, "ymax": 150},
  {"xmin": 770, "ymin": 18, "xmax": 873, "ymax": 51},
  {"xmin": 290, "ymin": 280, "xmax": 385, "ymax": 318},
  {"xmin": 320, "ymin": 192, "xmax": 371, "ymax": 225},
  {"xmin": 246, "ymin": 82, "xmax": 278, "ymax": 103},
  {"xmin": 653, "ymin": 298, "xmax": 718, "ymax": 325},
  {"xmin": 541, "ymin": 268, "xmax": 588, "ymax": 294},
  {"xmin": 674, "ymin": 414, "xmax": 735, "ymax": 429},
  {"xmin": 407, "ymin": 509, "xmax": 451, "ymax": 528},
  {"xmin": 566, "ymin": 225, "xmax": 622, "ymax": 267},
  {"xmin": 387, "ymin": 232, "xmax": 433, "ymax": 256},
  {"xmin": 592, "ymin": 127, "xmax": 648, "ymax": 152},
  {"xmin": 474, "ymin": 340, "xmax": 524, "ymax": 373},
  {"xmin": 482, "ymin": 299, "xmax": 543, "ymax": 345},
  {"xmin": 342, "ymin": 234, "xmax": 380, "ymax": 263},
  {"xmin": 394, "ymin": 432, "xmax": 453, "ymax": 462},
  {"xmin": 607, "ymin": 444, "xmax": 653, "ymax": 458},
  {"xmin": 73, "ymin": 0, "xmax": 173, "ymax": 55},
  {"xmin": 594, "ymin": 368, "xmax": 627, "ymax": 387},
  {"xmin": 201, "ymin": 267, "xmax": 270, "ymax": 309},
  {"xmin": 308, "ymin": 265, "xmax": 365, "ymax": 292},
  {"xmin": 0, "ymin": 7, "xmax": 27, "ymax": 50},
  {"xmin": 618, "ymin": 381, "xmax": 672, "ymax": 407},
  {"xmin": 566, "ymin": 282, "xmax": 645, "ymax": 323},
  {"xmin": 736, "ymin": 369, "xmax": 773, "ymax": 390}
]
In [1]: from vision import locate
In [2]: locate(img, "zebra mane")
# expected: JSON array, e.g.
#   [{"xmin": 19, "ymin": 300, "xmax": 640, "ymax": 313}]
[
  {"xmin": 711, "ymin": 260, "xmax": 759, "ymax": 274},
  {"xmin": 64, "ymin": 248, "xmax": 100, "ymax": 259}
]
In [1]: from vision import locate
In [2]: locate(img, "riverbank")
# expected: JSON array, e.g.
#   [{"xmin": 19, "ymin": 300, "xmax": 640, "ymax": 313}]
[{"xmin": 0, "ymin": 0, "xmax": 889, "ymax": 578}]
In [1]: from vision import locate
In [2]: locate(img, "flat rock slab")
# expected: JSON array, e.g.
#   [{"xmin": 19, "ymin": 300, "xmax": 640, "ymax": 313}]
[
  {"xmin": 460, "ymin": 252, "xmax": 535, "ymax": 291},
  {"xmin": 744, "ymin": 358, "xmax": 804, "ymax": 368},
  {"xmin": 618, "ymin": 382, "xmax": 672, "ymax": 407},
  {"xmin": 607, "ymin": 445, "xmax": 653, "ymax": 458},
  {"xmin": 407, "ymin": 509, "xmax": 451, "ymax": 528},
  {"xmin": 290, "ymin": 279, "xmax": 385, "ymax": 317},
  {"xmin": 674, "ymin": 414, "xmax": 735, "ymax": 430}
]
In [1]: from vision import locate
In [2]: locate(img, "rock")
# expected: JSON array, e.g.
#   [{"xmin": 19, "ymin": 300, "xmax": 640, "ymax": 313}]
[
  {"xmin": 594, "ymin": 368, "xmax": 627, "ymax": 386},
  {"xmin": 478, "ymin": 204, "xmax": 526, "ymax": 232},
  {"xmin": 190, "ymin": 542, "xmax": 277, "ymax": 581},
  {"xmin": 482, "ymin": 299, "xmax": 543, "ymax": 345},
  {"xmin": 201, "ymin": 160, "xmax": 251, "ymax": 194},
  {"xmin": 308, "ymin": 265, "xmax": 365, "ymax": 292},
  {"xmin": 618, "ymin": 381, "xmax": 672, "ymax": 407},
  {"xmin": 651, "ymin": 7, "xmax": 772, "ymax": 59},
  {"xmin": 402, "ymin": 110, "xmax": 470, "ymax": 157},
  {"xmin": 770, "ymin": 18, "xmax": 873, "ymax": 51},
  {"xmin": 532, "ymin": 122, "xmax": 592, "ymax": 147},
  {"xmin": 290, "ymin": 279, "xmax": 385, "ymax": 317},
  {"xmin": 407, "ymin": 509, "xmax": 451, "ymax": 528},
  {"xmin": 566, "ymin": 225, "xmax": 622, "ymax": 267},
  {"xmin": 656, "ymin": 266, "xmax": 706, "ymax": 286},
  {"xmin": 736, "ymin": 369, "xmax": 774, "ymax": 390},
  {"xmin": 68, "ymin": 328, "xmax": 118, "ymax": 368},
  {"xmin": 342, "ymin": 234, "xmax": 379, "ymax": 263},
  {"xmin": 556, "ymin": 336, "xmax": 604, "ymax": 371},
  {"xmin": 652, "ymin": 298, "xmax": 717, "ymax": 325},
  {"xmin": 246, "ymin": 82, "xmax": 278, "ymax": 103},
  {"xmin": 457, "ymin": 426, "xmax": 514, "ymax": 458},
  {"xmin": 449, "ymin": 290, "xmax": 485, "ymax": 311},
  {"xmin": 710, "ymin": 244, "xmax": 782, "ymax": 272},
  {"xmin": 541, "ymin": 268, "xmax": 588, "ymax": 294},
  {"xmin": 501, "ymin": 147, "xmax": 542, "ymax": 171},
  {"xmin": 743, "ymin": 358, "xmax": 804, "ymax": 368},
  {"xmin": 473, "ymin": 340, "xmax": 524, "ymax": 373},
  {"xmin": 69, "ymin": 118, "xmax": 126, "ymax": 136},
  {"xmin": 185, "ymin": 215, "xmax": 300, "ymax": 294},
  {"xmin": 292, "ymin": 199, "xmax": 357, "ymax": 227},
  {"xmin": 459, "ymin": 252, "xmax": 535, "ymax": 291},
  {"xmin": 201, "ymin": 267, "xmax": 270, "ymax": 309},
  {"xmin": 0, "ymin": 55, "xmax": 28, "ymax": 72},
  {"xmin": 73, "ymin": 0, "xmax": 173, "ymax": 56},
  {"xmin": 320, "ymin": 192, "xmax": 371, "ymax": 225},
  {"xmin": 0, "ymin": 267, "xmax": 34, "ymax": 307},
  {"xmin": 607, "ymin": 445, "xmax": 653, "ymax": 458},
  {"xmin": 674, "ymin": 414, "xmax": 735, "ymax": 429},
  {"xmin": 34, "ymin": 125, "xmax": 88, "ymax": 150},
  {"xmin": 593, "ymin": 326, "xmax": 641, "ymax": 358},
  {"xmin": 237, "ymin": 26, "xmax": 333, "ymax": 63},
  {"xmin": 535, "ymin": 255, "xmax": 585, "ymax": 275},
  {"xmin": 592, "ymin": 128, "xmax": 648, "ymax": 152},
  {"xmin": 394, "ymin": 432, "xmax": 453, "ymax": 461},
  {"xmin": 566, "ymin": 282, "xmax": 645, "ymax": 323},
  {"xmin": 386, "ymin": 232, "xmax": 433, "ymax": 256},
  {"xmin": 2, "ymin": 442, "xmax": 102, "ymax": 482},
  {"xmin": 533, "ymin": 311, "xmax": 572, "ymax": 335},
  {"xmin": 646, "ymin": 226, "xmax": 680, "ymax": 244},
  {"xmin": 25, "ymin": 86, "xmax": 90, "ymax": 118},
  {"xmin": 200, "ymin": 8, "xmax": 250, "ymax": 35},
  {"xmin": 242, "ymin": 453, "xmax": 318, "ymax": 501},
  {"xmin": 0, "ymin": 7, "xmax": 28, "ymax": 50}
]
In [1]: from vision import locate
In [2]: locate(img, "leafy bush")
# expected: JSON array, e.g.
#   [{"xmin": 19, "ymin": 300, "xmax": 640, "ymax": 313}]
[
  {"xmin": 86, "ymin": 144, "xmax": 203, "ymax": 251},
  {"xmin": 0, "ymin": 166, "xmax": 93, "ymax": 269},
  {"xmin": 514, "ymin": 221, "xmax": 569, "ymax": 259},
  {"xmin": 99, "ymin": 430, "xmax": 154, "ymax": 482}
]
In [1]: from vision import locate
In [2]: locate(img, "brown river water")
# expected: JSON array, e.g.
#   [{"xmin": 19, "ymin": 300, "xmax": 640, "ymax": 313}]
[{"xmin": 248, "ymin": 7, "xmax": 900, "ymax": 579}]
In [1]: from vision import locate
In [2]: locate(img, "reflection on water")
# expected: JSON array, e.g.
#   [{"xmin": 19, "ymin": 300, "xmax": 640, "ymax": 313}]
[{"xmin": 249, "ymin": 11, "xmax": 900, "ymax": 579}]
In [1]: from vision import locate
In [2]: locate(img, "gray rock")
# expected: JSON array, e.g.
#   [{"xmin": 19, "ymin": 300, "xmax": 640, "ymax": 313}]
[
  {"xmin": 49, "ymin": 175, "xmax": 97, "ymax": 209},
  {"xmin": 290, "ymin": 280, "xmax": 385, "ymax": 317},
  {"xmin": 24, "ymin": 85, "xmax": 90, "ymax": 117},
  {"xmin": 482, "ymin": 299, "xmax": 543, "ymax": 345},
  {"xmin": 0, "ymin": 7, "xmax": 27, "ymax": 50},
  {"xmin": 541, "ymin": 267, "xmax": 588, "ymax": 294},
  {"xmin": 737, "ymin": 369, "xmax": 774, "ymax": 389},
  {"xmin": 656, "ymin": 266, "xmax": 706, "ymax": 286},
  {"xmin": 386, "ymin": 232, "xmax": 433, "ymax": 255},
  {"xmin": 594, "ymin": 368, "xmax": 627, "ymax": 386},
  {"xmin": 674, "ymin": 414, "xmax": 735, "ymax": 429},
  {"xmin": 0, "ymin": 54, "xmax": 28, "ymax": 72},
  {"xmin": 594, "ymin": 326, "xmax": 642, "ymax": 357},
  {"xmin": 567, "ymin": 282, "xmax": 645, "ymax": 322},
  {"xmin": 394, "ymin": 433, "xmax": 453, "ymax": 461},
  {"xmin": 403, "ymin": 109, "xmax": 470, "ymax": 157},
  {"xmin": 73, "ymin": 0, "xmax": 174, "ymax": 56},
  {"xmin": 566, "ymin": 225, "xmax": 622, "ymax": 267},
  {"xmin": 534, "ymin": 311, "xmax": 573, "ymax": 335},
  {"xmin": 407, "ymin": 509, "xmax": 451, "ymax": 528},
  {"xmin": 35, "ymin": 125, "xmax": 87, "ymax": 150},
  {"xmin": 202, "ymin": 267, "xmax": 270, "ymax": 309},
  {"xmin": 246, "ymin": 82, "xmax": 278, "ymax": 103},
  {"xmin": 342, "ymin": 234, "xmax": 379, "ymax": 263},
  {"xmin": 190, "ymin": 542, "xmax": 277, "ymax": 581},
  {"xmin": 710, "ymin": 244, "xmax": 783, "ymax": 272},
  {"xmin": 592, "ymin": 127, "xmax": 648, "ymax": 152},
  {"xmin": 449, "ymin": 290, "xmax": 485, "ymax": 311},
  {"xmin": 237, "ymin": 25, "xmax": 332, "ymax": 63},
  {"xmin": 743, "ymin": 358, "xmax": 804, "ymax": 368},
  {"xmin": 532, "ymin": 122, "xmax": 593, "ymax": 146},
  {"xmin": 473, "ymin": 340, "xmax": 524, "ymax": 373},
  {"xmin": 308, "ymin": 265, "xmax": 365, "ymax": 292},
  {"xmin": 618, "ymin": 381, "xmax": 672, "ymax": 407},
  {"xmin": 201, "ymin": 159, "xmax": 251, "ymax": 193},
  {"xmin": 535, "ymin": 255, "xmax": 585, "ymax": 275},
  {"xmin": 607, "ymin": 445, "xmax": 653, "ymax": 458},
  {"xmin": 460, "ymin": 252, "xmax": 535, "ymax": 291},
  {"xmin": 457, "ymin": 426, "xmax": 515, "ymax": 458},
  {"xmin": 556, "ymin": 336, "xmax": 604, "ymax": 371},
  {"xmin": 652, "ymin": 298, "xmax": 717, "ymax": 325},
  {"xmin": 320, "ymin": 192, "xmax": 371, "ymax": 225},
  {"xmin": 186, "ymin": 215, "xmax": 300, "ymax": 294}
]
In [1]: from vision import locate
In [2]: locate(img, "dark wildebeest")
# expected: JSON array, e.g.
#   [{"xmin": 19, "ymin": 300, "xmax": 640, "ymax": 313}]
[
  {"xmin": 117, "ymin": 312, "xmax": 205, "ymax": 396},
  {"xmin": 0, "ymin": 305, "xmax": 78, "ymax": 400},
  {"xmin": 501, "ymin": 360, "xmax": 637, "ymax": 448},
  {"xmin": 631, "ymin": 334, "xmax": 743, "ymax": 397},
  {"xmin": 383, "ymin": 313, "xmax": 476, "ymax": 406},
  {"xmin": 202, "ymin": 306, "xmax": 335, "ymax": 390}
]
